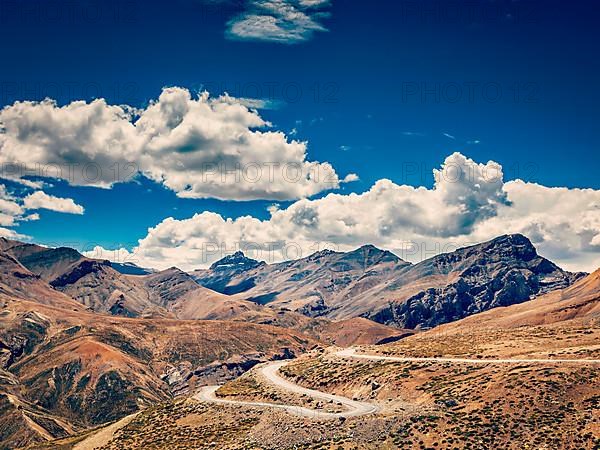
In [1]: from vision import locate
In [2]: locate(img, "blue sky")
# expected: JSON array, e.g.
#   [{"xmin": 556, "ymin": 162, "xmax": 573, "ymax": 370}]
[{"xmin": 0, "ymin": 0, "xmax": 599, "ymax": 271}]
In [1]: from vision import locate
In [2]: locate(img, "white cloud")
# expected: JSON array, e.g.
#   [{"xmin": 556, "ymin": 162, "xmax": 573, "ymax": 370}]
[
  {"xmin": 83, "ymin": 245, "xmax": 136, "ymax": 264},
  {"xmin": 233, "ymin": 97, "xmax": 283, "ymax": 110},
  {"xmin": 123, "ymin": 153, "xmax": 600, "ymax": 272},
  {"xmin": 4, "ymin": 178, "xmax": 45, "ymax": 189},
  {"xmin": 0, "ymin": 87, "xmax": 347, "ymax": 201},
  {"xmin": 0, "ymin": 227, "xmax": 27, "ymax": 239},
  {"xmin": 0, "ymin": 98, "xmax": 141, "ymax": 188},
  {"xmin": 342, "ymin": 173, "xmax": 359, "ymax": 183},
  {"xmin": 23, "ymin": 213, "xmax": 40, "ymax": 221},
  {"xmin": 0, "ymin": 185, "xmax": 24, "ymax": 226},
  {"xmin": 0, "ymin": 184, "xmax": 30, "ymax": 234},
  {"xmin": 467, "ymin": 181, "xmax": 600, "ymax": 272},
  {"xmin": 226, "ymin": 0, "xmax": 331, "ymax": 43},
  {"xmin": 23, "ymin": 191, "xmax": 84, "ymax": 215},
  {"xmin": 120, "ymin": 152, "xmax": 589, "ymax": 272},
  {"xmin": 0, "ymin": 182, "xmax": 83, "ymax": 231},
  {"xmin": 0, "ymin": 200, "xmax": 23, "ymax": 224},
  {"xmin": 0, "ymin": 214, "xmax": 17, "ymax": 227}
]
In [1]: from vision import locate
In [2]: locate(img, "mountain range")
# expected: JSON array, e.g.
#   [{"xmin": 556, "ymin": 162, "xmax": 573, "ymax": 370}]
[
  {"xmin": 3, "ymin": 233, "xmax": 580, "ymax": 332},
  {"xmin": 0, "ymin": 233, "xmax": 593, "ymax": 448},
  {"xmin": 192, "ymin": 234, "xmax": 584, "ymax": 328}
]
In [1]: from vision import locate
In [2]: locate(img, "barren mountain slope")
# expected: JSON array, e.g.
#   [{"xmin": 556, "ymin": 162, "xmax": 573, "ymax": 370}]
[
  {"xmin": 0, "ymin": 239, "xmax": 402, "ymax": 344},
  {"xmin": 70, "ymin": 295, "xmax": 600, "ymax": 450},
  {"xmin": 0, "ymin": 239, "xmax": 161, "ymax": 317},
  {"xmin": 361, "ymin": 234, "xmax": 584, "ymax": 328},
  {"xmin": 313, "ymin": 317, "xmax": 414, "ymax": 347},
  {"xmin": 6, "ymin": 244, "xmax": 89, "ymax": 283},
  {"xmin": 137, "ymin": 267, "xmax": 262, "ymax": 320},
  {"xmin": 175, "ymin": 269, "xmax": 598, "ymax": 449},
  {"xmin": 0, "ymin": 240, "xmax": 254, "ymax": 320},
  {"xmin": 0, "ymin": 251, "xmax": 87, "ymax": 312},
  {"xmin": 194, "ymin": 235, "xmax": 583, "ymax": 329},
  {"xmin": 0, "ymin": 294, "xmax": 317, "ymax": 449},
  {"xmin": 193, "ymin": 245, "xmax": 411, "ymax": 315},
  {"xmin": 430, "ymin": 267, "xmax": 600, "ymax": 332},
  {"xmin": 370, "ymin": 266, "xmax": 600, "ymax": 362}
]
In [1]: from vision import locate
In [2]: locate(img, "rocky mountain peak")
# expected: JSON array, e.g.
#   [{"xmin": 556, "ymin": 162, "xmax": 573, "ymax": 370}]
[
  {"xmin": 209, "ymin": 251, "xmax": 264, "ymax": 272},
  {"xmin": 148, "ymin": 266, "xmax": 201, "ymax": 287},
  {"xmin": 346, "ymin": 244, "xmax": 406, "ymax": 265},
  {"xmin": 426, "ymin": 234, "xmax": 540, "ymax": 273},
  {"xmin": 369, "ymin": 234, "xmax": 583, "ymax": 329},
  {"xmin": 307, "ymin": 249, "xmax": 338, "ymax": 260},
  {"xmin": 481, "ymin": 233, "xmax": 538, "ymax": 260}
]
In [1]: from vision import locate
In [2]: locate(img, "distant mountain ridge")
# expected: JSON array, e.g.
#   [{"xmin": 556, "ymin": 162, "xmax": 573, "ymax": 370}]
[
  {"xmin": 0, "ymin": 238, "xmax": 236, "ymax": 319},
  {"xmin": 192, "ymin": 244, "xmax": 410, "ymax": 314},
  {"xmin": 192, "ymin": 234, "xmax": 585, "ymax": 329},
  {"xmin": 365, "ymin": 234, "xmax": 585, "ymax": 328},
  {"xmin": 0, "ymin": 239, "xmax": 408, "ymax": 448},
  {"xmin": 110, "ymin": 261, "xmax": 153, "ymax": 275},
  {"xmin": 0, "ymin": 234, "xmax": 585, "ymax": 330},
  {"xmin": 0, "ymin": 237, "xmax": 406, "ymax": 344}
]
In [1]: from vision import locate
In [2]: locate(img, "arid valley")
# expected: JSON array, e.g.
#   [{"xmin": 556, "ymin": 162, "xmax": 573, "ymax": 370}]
[
  {"xmin": 0, "ymin": 235, "xmax": 598, "ymax": 449},
  {"xmin": 1, "ymin": 1, "xmax": 600, "ymax": 447}
]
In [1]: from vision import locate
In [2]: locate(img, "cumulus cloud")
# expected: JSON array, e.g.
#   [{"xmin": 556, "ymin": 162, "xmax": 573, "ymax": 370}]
[
  {"xmin": 467, "ymin": 181, "xmax": 600, "ymax": 272},
  {"xmin": 0, "ymin": 184, "xmax": 64, "ymax": 235},
  {"xmin": 116, "ymin": 152, "xmax": 599, "ymax": 272},
  {"xmin": 23, "ymin": 191, "xmax": 84, "ymax": 215},
  {"xmin": 0, "ymin": 227, "xmax": 27, "ymax": 239},
  {"xmin": 83, "ymin": 245, "xmax": 135, "ymax": 264},
  {"xmin": 0, "ymin": 179, "xmax": 84, "ymax": 234},
  {"xmin": 0, "ymin": 190, "xmax": 23, "ymax": 227},
  {"xmin": 0, "ymin": 185, "xmax": 25, "ymax": 227},
  {"xmin": 342, "ymin": 173, "xmax": 359, "ymax": 183},
  {"xmin": 0, "ymin": 87, "xmax": 347, "ymax": 200},
  {"xmin": 226, "ymin": 0, "xmax": 331, "ymax": 43}
]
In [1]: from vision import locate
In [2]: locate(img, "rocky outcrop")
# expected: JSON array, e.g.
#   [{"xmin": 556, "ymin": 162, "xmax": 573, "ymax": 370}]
[
  {"xmin": 50, "ymin": 259, "xmax": 111, "ymax": 288},
  {"xmin": 167, "ymin": 348, "xmax": 298, "ymax": 395},
  {"xmin": 192, "ymin": 251, "xmax": 266, "ymax": 294},
  {"xmin": 0, "ymin": 312, "xmax": 49, "ymax": 369},
  {"xmin": 366, "ymin": 234, "xmax": 585, "ymax": 328}
]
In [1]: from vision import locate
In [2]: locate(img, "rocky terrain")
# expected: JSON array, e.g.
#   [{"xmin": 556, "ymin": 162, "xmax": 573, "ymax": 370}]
[
  {"xmin": 192, "ymin": 251, "xmax": 267, "ymax": 294},
  {"xmin": 0, "ymin": 293, "xmax": 318, "ymax": 448},
  {"xmin": 193, "ymin": 234, "xmax": 584, "ymax": 328},
  {"xmin": 0, "ymin": 238, "xmax": 408, "ymax": 448},
  {"xmin": 192, "ymin": 245, "xmax": 410, "ymax": 317},
  {"xmin": 0, "ymin": 234, "xmax": 592, "ymax": 448},
  {"xmin": 0, "ymin": 238, "xmax": 313, "ymax": 328},
  {"xmin": 3, "ymin": 234, "xmax": 582, "ymax": 331},
  {"xmin": 65, "ymin": 269, "xmax": 600, "ymax": 449}
]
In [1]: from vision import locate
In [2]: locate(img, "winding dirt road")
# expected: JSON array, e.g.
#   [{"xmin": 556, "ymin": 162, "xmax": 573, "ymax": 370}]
[
  {"xmin": 336, "ymin": 348, "xmax": 600, "ymax": 364},
  {"xmin": 195, "ymin": 359, "xmax": 378, "ymax": 419},
  {"xmin": 194, "ymin": 347, "xmax": 600, "ymax": 420}
]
